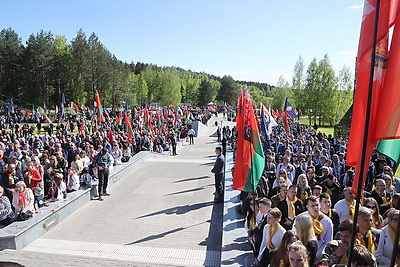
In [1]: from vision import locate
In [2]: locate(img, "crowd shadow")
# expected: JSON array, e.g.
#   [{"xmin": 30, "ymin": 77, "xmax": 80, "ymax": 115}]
[{"xmin": 136, "ymin": 201, "xmax": 214, "ymax": 219}]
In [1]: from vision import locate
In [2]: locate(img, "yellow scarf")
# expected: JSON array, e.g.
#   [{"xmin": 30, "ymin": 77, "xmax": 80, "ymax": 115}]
[
  {"xmin": 325, "ymin": 186, "xmax": 332, "ymax": 195},
  {"xmin": 356, "ymin": 230, "xmax": 375, "ymax": 255},
  {"xmin": 289, "ymin": 196, "xmax": 298, "ymax": 218},
  {"xmin": 339, "ymin": 252, "xmax": 347, "ymax": 265},
  {"xmin": 309, "ymin": 212, "xmax": 324, "ymax": 236},
  {"xmin": 249, "ymin": 216, "xmax": 256, "ymax": 231},
  {"xmin": 389, "ymin": 225, "xmax": 396, "ymax": 245},
  {"xmin": 299, "ymin": 189, "xmax": 308, "ymax": 201},
  {"xmin": 346, "ymin": 199, "xmax": 355, "ymax": 220},
  {"xmin": 376, "ymin": 189, "xmax": 388, "ymax": 204},
  {"xmin": 268, "ymin": 224, "xmax": 279, "ymax": 250},
  {"xmin": 389, "ymin": 199, "xmax": 394, "ymax": 208}
]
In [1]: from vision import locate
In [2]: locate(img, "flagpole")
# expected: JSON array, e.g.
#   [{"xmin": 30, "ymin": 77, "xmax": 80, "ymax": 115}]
[
  {"xmin": 347, "ymin": 0, "xmax": 381, "ymax": 265},
  {"xmin": 390, "ymin": 199, "xmax": 400, "ymax": 267}
]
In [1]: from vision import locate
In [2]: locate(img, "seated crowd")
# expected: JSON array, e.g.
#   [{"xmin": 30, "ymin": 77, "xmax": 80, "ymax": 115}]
[
  {"xmin": 234, "ymin": 121, "xmax": 400, "ymax": 267},
  {"xmin": 0, "ymin": 106, "xmax": 210, "ymax": 227}
]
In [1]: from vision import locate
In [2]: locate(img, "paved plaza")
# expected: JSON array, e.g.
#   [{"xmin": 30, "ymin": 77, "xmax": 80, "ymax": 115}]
[{"xmin": 0, "ymin": 117, "xmax": 253, "ymax": 266}]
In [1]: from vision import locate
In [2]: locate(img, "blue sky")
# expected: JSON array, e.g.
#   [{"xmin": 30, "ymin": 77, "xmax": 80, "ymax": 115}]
[{"xmin": 1, "ymin": 0, "xmax": 364, "ymax": 86}]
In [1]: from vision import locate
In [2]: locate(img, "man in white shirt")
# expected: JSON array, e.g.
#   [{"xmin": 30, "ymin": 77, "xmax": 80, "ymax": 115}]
[
  {"xmin": 334, "ymin": 187, "xmax": 355, "ymax": 223},
  {"xmin": 294, "ymin": 195, "xmax": 333, "ymax": 262}
]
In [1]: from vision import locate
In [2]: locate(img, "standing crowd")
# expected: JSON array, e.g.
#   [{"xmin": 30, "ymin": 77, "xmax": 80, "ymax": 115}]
[
  {"xmin": 0, "ymin": 106, "xmax": 211, "ymax": 228},
  {"xmin": 225, "ymin": 118, "xmax": 400, "ymax": 267}
]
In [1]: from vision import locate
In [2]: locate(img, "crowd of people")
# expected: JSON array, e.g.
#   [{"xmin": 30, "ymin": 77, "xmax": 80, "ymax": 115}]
[
  {"xmin": 227, "ymin": 119, "xmax": 400, "ymax": 267},
  {"xmin": 0, "ymin": 105, "xmax": 212, "ymax": 228}
]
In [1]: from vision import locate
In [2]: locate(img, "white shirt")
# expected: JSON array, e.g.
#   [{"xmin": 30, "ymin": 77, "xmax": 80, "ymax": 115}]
[
  {"xmin": 293, "ymin": 211, "xmax": 333, "ymax": 262},
  {"xmin": 333, "ymin": 199, "xmax": 351, "ymax": 223},
  {"xmin": 375, "ymin": 225, "xmax": 393, "ymax": 265},
  {"xmin": 276, "ymin": 163, "xmax": 295, "ymax": 181},
  {"xmin": 12, "ymin": 188, "xmax": 35, "ymax": 216},
  {"xmin": 257, "ymin": 224, "xmax": 286, "ymax": 261}
]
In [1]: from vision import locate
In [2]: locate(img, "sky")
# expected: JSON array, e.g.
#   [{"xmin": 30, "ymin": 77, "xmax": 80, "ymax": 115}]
[{"xmin": 0, "ymin": 0, "xmax": 364, "ymax": 86}]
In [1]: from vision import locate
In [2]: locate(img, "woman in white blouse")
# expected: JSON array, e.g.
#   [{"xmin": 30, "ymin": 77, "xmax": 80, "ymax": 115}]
[
  {"xmin": 376, "ymin": 209, "xmax": 400, "ymax": 266},
  {"xmin": 256, "ymin": 207, "xmax": 286, "ymax": 266}
]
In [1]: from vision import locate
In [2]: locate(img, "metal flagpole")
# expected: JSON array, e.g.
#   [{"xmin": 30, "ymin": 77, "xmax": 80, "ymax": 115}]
[{"xmin": 347, "ymin": 0, "xmax": 381, "ymax": 265}]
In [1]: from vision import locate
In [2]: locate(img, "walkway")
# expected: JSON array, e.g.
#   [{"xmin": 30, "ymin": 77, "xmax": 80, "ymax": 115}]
[{"xmin": 0, "ymin": 117, "xmax": 223, "ymax": 266}]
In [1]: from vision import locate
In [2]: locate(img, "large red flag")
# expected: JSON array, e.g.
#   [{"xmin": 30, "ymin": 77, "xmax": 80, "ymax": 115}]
[
  {"xmin": 233, "ymin": 88, "xmax": 265, "ymax": 193},
  {"xmin": 347, "ymin": 0, "xmax": 398, "ymax": 195},
  {"xmin": 375, "ymin": 10, "xmax": 400, "ymax": 140}
]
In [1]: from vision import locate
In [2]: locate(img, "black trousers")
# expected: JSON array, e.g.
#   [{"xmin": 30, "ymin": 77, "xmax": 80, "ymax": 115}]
[
  {"xmin": 214, "ymin": 173, "xmax": 224, "ymax": 200},
  {"xmin": 189, "ymin": 134, "xmax": 194, "ymax": 145},
  {"xmin": 98, "ymin": 168, "xmax": 109, "ymax": 196}
]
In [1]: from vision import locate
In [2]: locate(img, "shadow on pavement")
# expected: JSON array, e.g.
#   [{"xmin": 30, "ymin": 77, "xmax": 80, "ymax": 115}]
[
  {"xmin": 163, "ymin": 184, "xmax": 213, "ymax": 196},
  {"xmin": 125, "ymin": 220, "xmax": 208, "ymax": 246},
  {"xmin": 223, "ymin": 219, "xmax": 244, "ymax": 232},
  {"xmin": 200, "ymin": 162, "xmax": 215, "ymax": 166},
  {"xmin": 199, "ymin": 199, "xmax": 224, "ymax": 258},
  {"xmin": 173, "ymin": 175, "xmax": 209, "ymax": 183},
  {"xmin": 136, "ymin": 201, "xmax": 214, "ymax": 219}
]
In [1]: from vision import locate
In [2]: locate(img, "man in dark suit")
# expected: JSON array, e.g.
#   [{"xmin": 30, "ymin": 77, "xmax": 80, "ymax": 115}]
[
  {"xmin": 252, "ymin": 198, "xmax": 271, "ymax": 255},
  {"xmin": 211, "ymin": 147, "xmax": 225, "ymax": 203},
  {"xmin": 371, "ymin": 178, "xmax": 389, "ymax": 206},
  {"xmin": 277, "ymin": 184, "xmax": 305, "ymax": 230}
]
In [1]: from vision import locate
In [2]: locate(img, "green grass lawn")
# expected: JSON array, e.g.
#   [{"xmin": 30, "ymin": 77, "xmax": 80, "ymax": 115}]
[{"xmin": 298, "ymin": 117, "xmax": 335, "ymax": 136}]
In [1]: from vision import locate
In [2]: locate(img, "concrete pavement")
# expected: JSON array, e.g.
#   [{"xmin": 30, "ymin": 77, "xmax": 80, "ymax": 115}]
[
  {"xmin": 0, "ymin": 116, "xmax": 227, "ymax": 266},
  {"xmin": 0, "ymin": 116, "xmax": 254, "ymax": 266}
]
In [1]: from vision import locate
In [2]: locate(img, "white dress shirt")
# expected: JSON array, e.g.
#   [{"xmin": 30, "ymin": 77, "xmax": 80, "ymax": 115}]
[{"xmin": 257, "ymin": 224, "xmax": 286, "ymax": 261}]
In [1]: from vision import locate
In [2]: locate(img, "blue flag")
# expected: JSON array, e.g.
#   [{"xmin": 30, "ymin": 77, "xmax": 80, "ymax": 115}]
[
  {"xmin": 260, "ymin": 105, "xmax": 271, "ymax": 151},
  {"xmin": 284, "ymin": 98, "xmax": 297, "ymax": 119}
]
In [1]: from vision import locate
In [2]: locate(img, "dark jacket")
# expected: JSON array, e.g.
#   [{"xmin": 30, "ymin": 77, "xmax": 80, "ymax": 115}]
[
  {"xmin": 211, "ymin": 154, "xmax": 225, "ymax": 174},
  {"xmin": 277, "ymin": 197, "xmax": 305, "ymax": 231}
]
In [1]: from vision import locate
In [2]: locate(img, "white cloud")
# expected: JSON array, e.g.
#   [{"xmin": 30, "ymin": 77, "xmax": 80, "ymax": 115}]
[{"xmin": 349, "ymin": 5, "xmax": 364, "ymax": 9}]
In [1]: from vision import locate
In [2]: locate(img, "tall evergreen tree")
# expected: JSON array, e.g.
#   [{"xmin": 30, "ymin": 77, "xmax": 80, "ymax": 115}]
[
  {"xmin": 23, "ymin": 30, "xmax": 54, "ymax": 105},
  {"xmin": 198, "ymin": 79, "xmax": 214, "ymax": 106},
  {"xmin": 0, "ymin": 28, "xmax": 24, "ymax": 100},
  {"xmin": 217, "ymin": 75, "xmax": 239, "ymax": 105}
]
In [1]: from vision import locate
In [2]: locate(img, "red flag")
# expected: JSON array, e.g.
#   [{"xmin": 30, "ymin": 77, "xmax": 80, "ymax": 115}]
[
  {"xmin": 375, "ymin": 10, "xmax": 400, "ymax": 140},
  {"xmin": 233, "ymin": 88, "xmax": 265, "ymax": 193},
  {"xmin": 347, "ymin": 0, "xmax": 398, "ymax": 195},
  {"xmin": 116, "ymin": 111, "xmax": 123, "ymax": 125},
  {"xmin": 71, "ymin": 102, "xmax": 79, "ymax": 113},
  {"xmin": 124, "ymin": 112, "xmax": 134, "ymax": 141},
  {"xmin": 108, "ymin": 128, "xmax": 114, "ymax": 143},
  {"xmin": 272, "ymin": 109, "xmax": 281, "ymax": 118},
  {"xmin": 79, "ymin": 120, "xmax": 85, "ymax": 133},
  {"xmin": 45, "ymin": 115, "xmax": 51, "ymax": 123},
  {"xmin": 95, "ymin": 91, "xmax": 105, "ymax": 122},
  {"xmin": 25, "ymin": 109, "xmax": 31, "ymax": 118}
]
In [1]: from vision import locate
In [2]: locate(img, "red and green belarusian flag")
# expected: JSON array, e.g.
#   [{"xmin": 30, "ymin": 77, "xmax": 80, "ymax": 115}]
[
  {"xmin": 233, "ymin": 88, "xmax": 265, "ymax": 193},
  {"xmin": 95, "ymin": 91, "xmax": 105, "ymax": 122}
]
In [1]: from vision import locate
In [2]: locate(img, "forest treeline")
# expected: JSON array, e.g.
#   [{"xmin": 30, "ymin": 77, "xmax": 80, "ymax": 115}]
[{"xmin": 0, "ymin": 28, "xmax": 353, "ymax": 125}]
